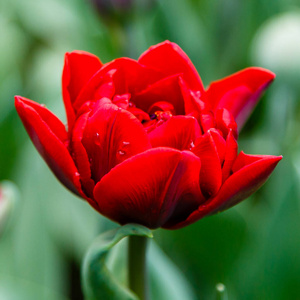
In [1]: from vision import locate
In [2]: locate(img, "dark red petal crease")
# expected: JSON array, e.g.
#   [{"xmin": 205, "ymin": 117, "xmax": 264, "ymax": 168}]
[
  {"xmin": 15, "ymin": 96, "xmax": 83, "ymax": 196},
  {"xmin": 93, "ymin": 148, "xmax": 204, "ymax": 229}
]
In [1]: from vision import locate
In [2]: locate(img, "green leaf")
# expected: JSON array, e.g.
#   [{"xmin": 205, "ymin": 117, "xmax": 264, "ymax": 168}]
[
  {"xmin": 148, "ymin": 241, "xmax": 197, "ymax": 300},
  {"xmin": 82, "ymin": 223, "xmax": 153, "ymax": 300},
  {"xmin": 0, "ymin": 180, "xmax": 20, "ymax": 236}
]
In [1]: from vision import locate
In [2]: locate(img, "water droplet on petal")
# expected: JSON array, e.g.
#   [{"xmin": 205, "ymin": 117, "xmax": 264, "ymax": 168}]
[
  {"xmin": 122, "ymin": 141, "xmax": 130, "ymax": 146},
  {"xmin": 195, "ymin": 91, "xmax": 201, "ymax": 98},
  {"xmin": 94, "ymin": 132, "xmax": 101, "ymax": 145},
  {"xmin": 75, "ymin": 172, "xmax": 80, "ymax": 177},
  {"xmin": 118, "ymin": 150, "xmax": 125, "ymax": 156},
  {"xmin": 128, "ymin": 101, "xmax": 135, "ymax": 107},
  {"xmin": 189, "ymin": 141, "xmax": 195, "ymax": 150}
]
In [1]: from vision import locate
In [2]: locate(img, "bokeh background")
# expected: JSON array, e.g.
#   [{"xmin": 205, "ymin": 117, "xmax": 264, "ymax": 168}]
[{"xmin": 1, "ymin": 0, "xmax": 300, "ymax": 299}]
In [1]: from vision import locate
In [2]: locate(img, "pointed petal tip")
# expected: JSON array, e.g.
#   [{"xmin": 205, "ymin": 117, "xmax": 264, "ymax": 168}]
[
  {"xmin": 14, "ymin": 95, "xmax": 25, "ymax": 104},
  {"xmin": 64, "ymin": 50, "xmax": 99, "ymax": 58},
  {"xmin": 273, "ymin": 154, "xmax": 283, "ymax": 163},
  {"xmin": 14, "ymin": 96, "xmax": 29, "ymax": 113},
  {"xmin": 246, "ymin": 66, "xmax": 276, "ymax": 79}
]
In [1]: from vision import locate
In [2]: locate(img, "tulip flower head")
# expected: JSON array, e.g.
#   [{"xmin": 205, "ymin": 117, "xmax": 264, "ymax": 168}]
[{"xmin": 15, "ymin": 41, "xmax": 282, "ymax": 229}]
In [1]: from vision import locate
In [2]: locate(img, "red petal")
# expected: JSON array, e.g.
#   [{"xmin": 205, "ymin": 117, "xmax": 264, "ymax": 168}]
[
  {"xmin": 15, "ymin": 96, "xmax": 82, "ymax": 196},
  {"xmin": 232, "ymin": 151, "xmax": 268, "ymax": 173},
  {"xmin": 138, "ymin": 41, "xmax": 205, "ymax": 93},
  {"xmin": 73, "ymin": 69, "xmax": 116, "ymax": 113},
  {"xmin": 215, "ymin": 108, "xmax": 238, "ymax": 139},
  {"xmin": 200, "ymin": 111, "xmax": 215, "ymax": 132},
  {"xmin": 206, "ymin": 67, "xmax": 275, "ymax": 129},
  {"xmin": 222, "ymin": 130, "xmax": 238, "ymax": 182},
  {"xmin": 62, "ymin": 51, "xmax": 102, "ymax": 130},
  {"xmin": 127, "ymin": 107, "xmax": 150, "ymax": 123},
  {"xmin": 209, "ymin": 129, "xmax": 226, "ymax": 163},
  {"xmin": 192, "ymin": 131, "xmax": 223, "ymax": 198},
  {"xmin": 112, "ymin": 93, "xmax": 130, "ymax": 109},
  {"xmin": 82, "ymin": 98, "xmax": 151, "ymax": 183},
  {"xmin": 180, "ymin": 78, "xmax": 206, "ymax": 115},
  {"xmin": 148, "ymin": 101, "xmax": 175, "ymax": 115},
  {"xmin": 171, "ymin": 154, "xmax": 282, "ymax": 229},
  {"xmin": 93, "ymin": 148, "xmax": 203, "ymax": 229},
  {"xmin": 149, "ymin": 116, "xmax": 201, "ymax": 150},
  {"xmin": 75, "ymin": 58, "xmax": 162, "ymax": 105},
  {"xmin": 15, "ymin": 96, "xmax": 68, "ymax": 143},
  {"xmin": 71, "ymin": 112, "xmax": 96, "ymax": 199},
  {"xmin": 132, "ymin": 74, "xmax": 186, "ymax": 115}
]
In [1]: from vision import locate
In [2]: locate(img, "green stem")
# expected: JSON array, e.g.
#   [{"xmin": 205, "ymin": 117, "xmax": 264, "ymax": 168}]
[{"xmin": 128, "ymin": 235, "xmax": 149, "ymax": 300}]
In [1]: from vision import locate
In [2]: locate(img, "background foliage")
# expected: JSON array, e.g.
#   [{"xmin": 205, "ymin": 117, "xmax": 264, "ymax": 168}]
[{"xmin": 1, "ymin": 0, "xmax": 300, "ymax": 299}]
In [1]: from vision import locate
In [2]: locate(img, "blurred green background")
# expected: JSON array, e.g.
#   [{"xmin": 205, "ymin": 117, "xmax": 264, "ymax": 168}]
[{"xmin": 1, "ymin": 0, "xmax": 300, "ymax": 299}]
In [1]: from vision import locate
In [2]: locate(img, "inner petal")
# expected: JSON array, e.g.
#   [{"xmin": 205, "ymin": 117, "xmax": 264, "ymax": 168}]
[
  {"xmin": 148, "ymin": 116, "xmax": 201, "ymax": 151},
  {"xmin": 81, "ymin": 98, "xmax": 151, "ymax": 183},
  {"xmin": 131, "ymin": 74, "xmax": 186, "ymax": 115}
]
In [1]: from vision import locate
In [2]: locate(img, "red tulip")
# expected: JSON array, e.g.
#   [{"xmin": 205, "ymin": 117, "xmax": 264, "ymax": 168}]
[{"xmin": 15, "ymin": 41, "xmax": 282, "ymax": 229}]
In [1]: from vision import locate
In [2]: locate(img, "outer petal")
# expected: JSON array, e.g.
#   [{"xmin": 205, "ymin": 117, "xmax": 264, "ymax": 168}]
[
  {"xmin": 15, "ymin": 96, "xmax": 82, "ymax": 196},
  {"xmin": 15, "ymin": 96, "xmax": 68, "ymax": 143},
  {"xmin": 206, "ymin": 67, "xmax": 275, "ymax": 129},
  {"xmin": 149, "ymin": 116, "xmax": 201, "ymax": 151},
  {"xmin": 81, "ymin": 98, "xmax": 151, "ymax": 183},
  {"xmin": 170, "ymin": 153, "xmax": 282, "ymax": 229},
  {"xmin": 138, "ymin": 41, "xmax": 205, "ymax": 93},
  {"xmin": 62, "ymin": 51, "xmax": 102, "ymax": 130},
  {"xmin": 93, "ymin": 148, "xmax": 204, "ymax": 229}
]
